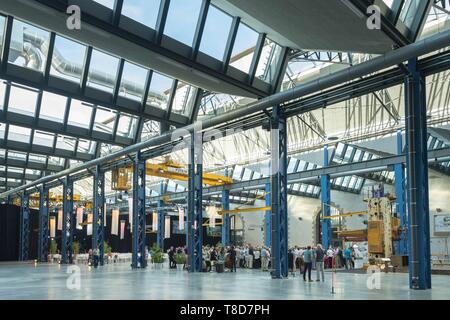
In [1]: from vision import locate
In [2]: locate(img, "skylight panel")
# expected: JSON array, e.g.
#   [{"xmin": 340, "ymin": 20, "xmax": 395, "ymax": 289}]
[
  {"xmin": 8, "ymin": 125, "xmax": 32, "ymax": 143},
  {"xmin": 68, "ymin": 99, "xmax": 93, "ymax": 129},
  {"xmin": 51, "ymin": 35, "xmax": 87, "ymax": 84},
  {"xmin": 199, "ymin": 5, "xmax": 232, "ymax": 60},
  {"xmin": 87, "ymin": 49, "xmax": 119, "ymax": 93},
  {"xmin": 8, "ymin": 85, "xmax": 38, "ymax": 116},
  {"xmin": 164, "ymin": 0, "xmax": 203, "ymax": 46},
  {"xmin": 146, "ymin": 72, "xmax": 173, "ymax": 110},
  {"xmin": 119, "ymin": 61, "xmax": 148, "ymax": 102},
  {"xmin": 121, "ymin": 0, "xmax": 160, "ymax": 29},
  {"xmin": 230, "ymin": 22, "xmax": 259, "ymax": 74},
  {"xmin": 40, "ymin": 91, "xmax": 67, "ymax": 122}
]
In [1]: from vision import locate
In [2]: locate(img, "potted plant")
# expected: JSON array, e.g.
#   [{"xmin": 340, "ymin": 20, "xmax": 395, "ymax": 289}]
[
  {"xmin": 103, "ymin": 241, "xmax": 113, "ymax": 263},
  {"xmin": 151, "ymin": 244, "xmax": 165, "ymax": 269},
  {"xmin": 50, "ymin": 239, "xmax": 58, "ymax": 262},
  {"xmin": 174, "ymin": 253, "xmax": 186, "ymax": 271}
]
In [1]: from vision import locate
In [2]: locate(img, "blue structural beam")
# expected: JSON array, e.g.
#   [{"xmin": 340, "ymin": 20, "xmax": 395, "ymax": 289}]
[
  {"xmin": 264, "ymin": 183, "xmax": 271, "ymax": 247},
  {"xmin": 157, "ymin": 181, "xmax": 165, "ymax": 250},
  {"xmin": 188, "ymin": 131, "xmax": 203, "ymax": 272},
  {"xmin": 394, "ymin": 129, "xmax": 408, "ymax": 255},
  {"xmin": 61, "ymin": 177, "xmax": 74, "ymax": 264},
  {"xmin": 221, "ymin": 168, "xmax": 230, "ymax": 246},
  {"xmin": 405, "ymin": 58, "xmax": 431, "ymax": 290},
  {"xmin": 93, "ymin": 165, "xmax": 105, "ymax": 265},
  {"xmin": 38, "ymin": 185, "xmax": 49, "ymax": 262},
  {"xmin": 270, "ymin": 106, "xmax": 288, "ymax": 278},
  {"xmin": 321, "ymin": 145, "xmax": 332, "ymax": 250},
  {"xmin": 19, "ymin": 193, "xmax": 30, "ymax": 261},
  {"xmin": 132, "ymin": 151, "xmax": 147, "ymax": 269}
]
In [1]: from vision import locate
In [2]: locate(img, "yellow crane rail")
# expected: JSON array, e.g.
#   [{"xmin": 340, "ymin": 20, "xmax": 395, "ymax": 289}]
[
  {"xmin": 218, "ymin": 206, "xmax": 271, "ymax": 215},
  {"xmin": 322, "ymin": 211, "xmax": 368, "ymax": 219}
]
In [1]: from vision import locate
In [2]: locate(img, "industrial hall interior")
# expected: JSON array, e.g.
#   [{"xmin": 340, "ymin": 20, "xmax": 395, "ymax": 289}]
[{"xmin": 0, "ymin": 0, "xmax": 450, "ymax": 301}]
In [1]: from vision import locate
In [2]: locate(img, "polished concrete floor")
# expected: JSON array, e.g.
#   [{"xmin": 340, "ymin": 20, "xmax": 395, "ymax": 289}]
[{"xmin": 0, "ymin": 262, "xmax": 449, "ymax": 300}]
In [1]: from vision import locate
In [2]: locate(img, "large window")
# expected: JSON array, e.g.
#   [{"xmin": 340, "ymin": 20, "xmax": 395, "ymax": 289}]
[
  {"xmin": 8, "ymin": 85, "xmax": 38, "ymax": 116},
  {"xmin": 92, "ymin": 0, "xmax": 115, "ymax": 9},
  {"xmin": 146, "ymin": 72, "xmax": 173, "ymax": 110},
  {"xmin": 164, "ymin": 0, "xmax": 203, "ymax": 46},
  {"xmin": 116, "ymin": 114, "xmax": 137, "ymax": 138},
  {"xmin": 78, "ymin": 139, "xmax": 96, "ymax": 154},
  {"xmin": 9, "ymin": 20, "xmax": 50, "ymax": 73},
  {"xmin": 56, "ymin": 135, "xmax": 76, "ymax": 151},
  {"xmin": 87, "ymin": 49, "xmax": 119, "ymax": 93},
  {"xmin": 121, "ymin": 0, "xmax": 160, "ymax": 29},
  {"xmin": 229, "ymin": 23, "xmax": 259, "ymax": 74},
  {"xmin": 8, "ymin": 125, "xmax": 32, "ymax": 143},
  {"xmin": 0, "ymin": 16, "xmax": 5, "ymax": 60},
  {"xmin": 33, "ymin": 131, "xmax": 55, "ymax": 148},
  {"xmin": 171, "ymin": 82, "xmax": 195, "ymax": 116},
  {"xmin": 68, "ymin": 99, "xmax": 92, "ymax": 129},
  {"xmin": 51, "ymin": 35, "xmax": 87, "ymax": 83},
  {"xmin": 0, "ymin": 81, "xmax": 6, "ymax": 112},
  {"xmin": 119, "ymin": 61, "xmax": 148, "ymax": 102},
  {"xmin": 255, "ymin": 39, "xmax": 283, "ymax": 83},
  {"xmin": 199, "ymin": 6, "xmax": 232, "ymax": 60},
  {"xmin": 93, "ymin": 108, "xmax": 117, "ymax": 134},
  {"xmin": 39, "ymin": 91, "xmax": 67, "ymax": 122}
]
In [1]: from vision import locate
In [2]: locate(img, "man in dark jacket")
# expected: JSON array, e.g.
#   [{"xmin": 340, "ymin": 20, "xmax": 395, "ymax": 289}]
[
  {"xmin": 168, "ymin": 247, "xmax": 176, "ymax": 269},
  {"xmin": 315, "ymin": 244, "xmax": 325, "ymax": 281},
  {"xmin": 228, "ymin": 246, "xmax": 237, "ymax": 272}
]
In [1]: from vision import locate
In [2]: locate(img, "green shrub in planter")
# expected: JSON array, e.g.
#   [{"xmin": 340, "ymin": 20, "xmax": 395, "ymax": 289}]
[
  {"xmin": 104, "ymin": 241, "xmax": 112, "ymax": 254},
  {"xmin": 50, "ymin": 239, "xmax": 58, "ymax": 255},
  {"xmin": 174, "ymin": 253, "xmax": 186, "ymax": 265},
  {"xmin": 73, "ymin": 241, "xmax": 80, "ymax": 255},
  {"xmin": 151, "ymin": 244, "xmax": 165, "ymax": 263}
]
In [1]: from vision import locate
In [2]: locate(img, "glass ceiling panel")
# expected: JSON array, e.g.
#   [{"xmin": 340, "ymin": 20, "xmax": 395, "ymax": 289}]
[
  {"xmin": 8, "ymin": 125, "xmax": 31, "ymax": 143},
  {"xmin": 0, "ymin": 16, "xmax": 5, "ymax": 60},
  {"xmin": 78, "ymin": 139, "xmax": 96, "ymax": 154},
  {"xmin": 147, "ymin": 72, "xmax": 173, "ymax": 110},
  {"xmin": 9, "ymin": 20, "xmax": 50, "ymax": 73},
  {"xmin": 171, "ymin": 82, "xmax": 195, "ymax": 116},
  {"xmin": 121, "ymin": 0, "xmax": 160, "ymax": 29},
  {"xmin": 92, "ymin": 0, "xmax": 115, "ymax": 9},
  {"xmin": 119, "ymin": 61, "xmax": 148, "ymax": 102},
  {"xmin": 116, "ymin": 114, "xmax": 137, "ymax": 139},
  {"xmin": 100, "ymin": 143, "xmax": 122, "ymax": 156},
  {"xmin": 8, "ymin": 166, "xmax": 24, "ymax": 174},
  {"xmin": 51, "ymin": 35, "xmax": 87, "ymax": 84},
  {"xmin": 199, "ymin": 5, "xmax": 232, "ymax": 61},
  {"xmin": 164, "ymin": 0, "xmax": 203, "ymax": 46},
  {"xmin": 8, "ymin": 151, "xmax": 26, "ymax": 161},
  {"xmin": 141, "ymin": 120, "xmax": 160, "ymax": 142},
  {"xmin": 68, "ymin": 99, "xmax": 92, "ymax": 129},
  {"xmin": 230, "ymin": 22, "xmax": 259, "ymax": 74},
  {"xmin": 48, "ymin": 156, "xmax": 64, "ymax": 166},
  {"xmin": 40, "ymin": 91, "xmax": 67, "ymax": 122},
  {"xmin": 0, "ymin": 123, "xmax": 6, "ymax": 139},
  {"xmin": 25, "ymin": 168, "xmax": 40, "ymax": 175},
  {"xmin": 33, "ymin": 131, "xmax": 55, "ymax": 148},
  {"xmin": 56, "ymin": 135, "xmax": 76, "ymax": 151},
  {"xmin": 29, "ymin": 153, "xmax": 46, "ymax": 163},
  {"xmin": 0, "ymin": 81, "xmax": 6, "ymax": 112},
  {"xmin": 94, "ymin": 108, "xmax": 116, "ymax": 134},
  {"xmin": 255, "ymin": 38, "xmax": 283, "ymax": 84},
  {"xmin": 8, "ymin": 85, "xmax": 38, "ymax": 117},
  {"xmin": 87, "ymin": 49, "xmax": 119, "ymax": 93}
]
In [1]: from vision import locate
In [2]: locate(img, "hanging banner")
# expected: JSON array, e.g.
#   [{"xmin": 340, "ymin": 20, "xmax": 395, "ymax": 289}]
[
  {"xmin": 76, "ymin": 207, "xmax": 83, "ymax": 230},
  {"xmin": 178, "ymin": 206, "xmax": 185, "ymax": 230},
  {"xmin": 50, "ymin": 217, "xmax": 56, "ymax": 238},
  {"xmin": 128, "ymin": 197, "xmax": 133, "ymax": 231},
  {"xmin": 209, "ymin": 215, "xmax": 216, "ymax": 228},
  {"xmin": 152, "ymin": 212, "xmax": 158, "ymax": 232},
  {"xmin": 165, "ymin": 216, "xmax": 171, "ymax": 239},
  {"xmin": 120, "ymin": 220, "xmax": 125, "ymax": 240},
  {"xmin": 111, "ymin": 209, "xmax": 119, "ymax": 236},
  {"xmin": 57, "ymin": 209, "xmax": 63, "ymax": 231},
  {"xmin": 87, "ymin": 213, "xmax": 93, "ymax": 236},
  {"xmin": 194, "ymin": 220, "xmax": 197, "ymax": 230},
  {"xmin": 104, "ymin": 203, "xmax": 107, "ymax": 227}
]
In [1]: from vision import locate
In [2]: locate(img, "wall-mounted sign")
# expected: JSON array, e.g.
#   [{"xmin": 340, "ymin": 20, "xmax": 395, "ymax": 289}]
[{"xmin": 434, "ymin": 215, "xmax": 450, "ymax": 234}]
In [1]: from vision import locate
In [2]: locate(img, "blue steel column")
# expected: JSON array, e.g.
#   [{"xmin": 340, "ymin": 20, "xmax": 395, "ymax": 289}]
[
  {"xmin": 405, "ymin": 58, "xmax": 431, "ymax": 289},
  {"xmin": 61, "ymin": 177, "xmax": 74, "ymax": 264},
  {"xmin": 395, "ymin": 130, "xmax": 408, "ymax": 255},
  {"xmin": 264, "ymin": 183, "xmax": 271, "ymax": 247},
  {"xmin": 132, "ymin": 151, "xmax": 147, "ymax": 269},
  {"xmin": 270, "ymin": 106, "xmax": 288, "ymax": 278},
  {"xmin": 19, "ymin": 193, "xmax": 30, "ymax": 261},
  {"xmin": 157, "ymin": 181, "xmax": 165, "ymax": 250},
  {"xmin": 221, "ymin": 168, "xmax": 230, "ymax": 246},
  {"xmin": 321, "ymin": 145, "xmax": 332, "ymax": 249},
  {"xmin": 38, "ymin": 185, "xmax": 50, "ymax": 262},
  {"xmin": 93, "ymin": 165, "xmax": 105, "ymax": 265},
  {"xmin": 188, "ymin": 131, "xmax": 203, "ymax": 272}
]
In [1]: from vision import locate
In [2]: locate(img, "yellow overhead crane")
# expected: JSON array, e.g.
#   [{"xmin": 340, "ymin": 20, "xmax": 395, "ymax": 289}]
[
  {"xmin": 112, "ymin": 158, "xmax": 233, "ymax": 191},
  {"xmin": 13, "ymin": 192, "xmax": 84, "ymax": 208},
  {"xmin": 217, "ymin": 206, "xmax": 272, "ymax": 215}
]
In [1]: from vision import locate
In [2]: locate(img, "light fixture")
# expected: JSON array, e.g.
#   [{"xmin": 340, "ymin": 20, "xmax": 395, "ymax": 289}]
[{"xmin": 327, "ymin": 136, "xmax": 339, "ymax": 141}]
